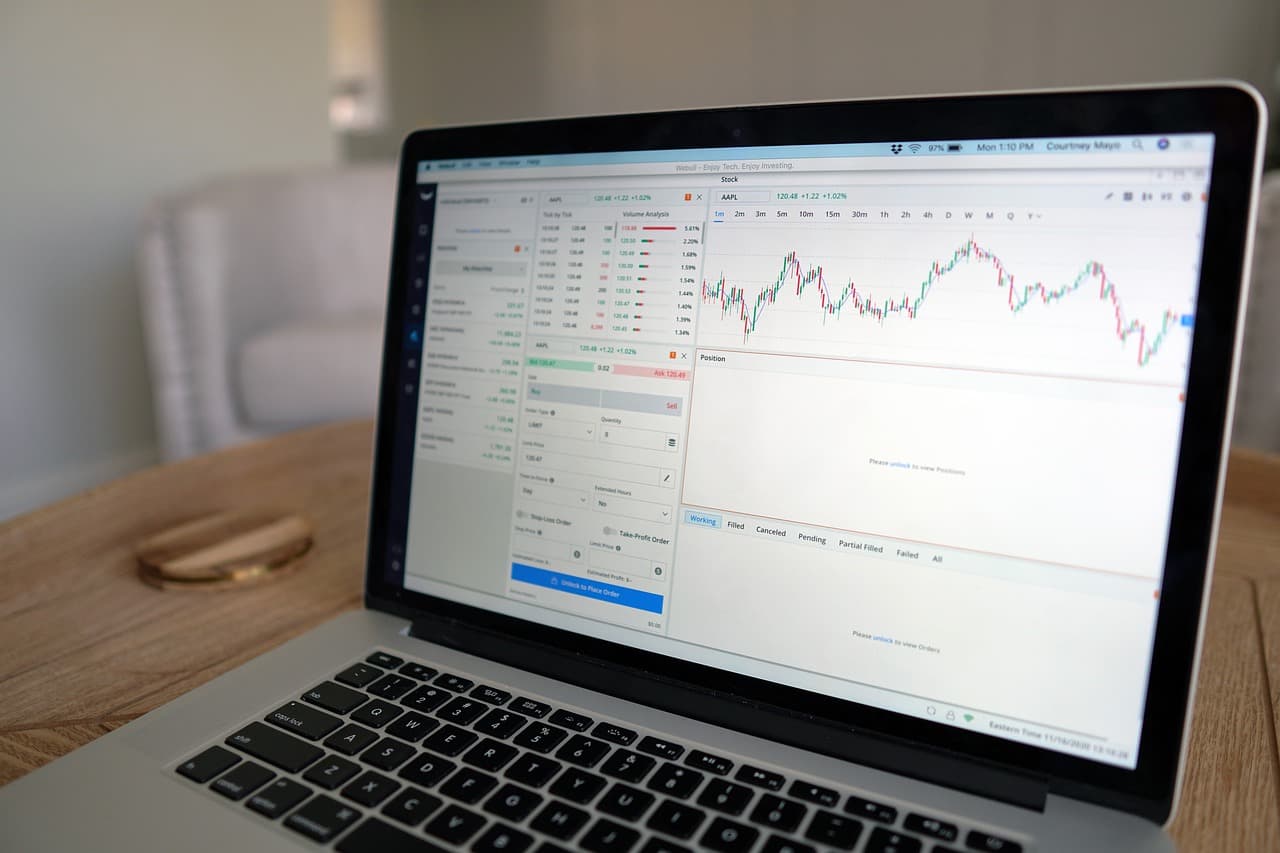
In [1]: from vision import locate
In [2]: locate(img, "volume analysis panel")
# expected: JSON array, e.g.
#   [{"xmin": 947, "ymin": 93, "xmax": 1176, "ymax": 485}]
[{"xmin": 532, "ymin": 190, "xmax": 706, "ymax": 344}]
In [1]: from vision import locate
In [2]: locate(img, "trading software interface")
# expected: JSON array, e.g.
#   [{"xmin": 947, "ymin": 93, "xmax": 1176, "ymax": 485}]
[{"xmin": 397, "ymin": 134, "xmax": 1214, "ymax": 768}]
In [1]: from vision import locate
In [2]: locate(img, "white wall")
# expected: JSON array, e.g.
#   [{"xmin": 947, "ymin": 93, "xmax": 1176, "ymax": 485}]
[
  {"xmin": 538, "ymin": 0, "xmax": 1280, "ymax": 116},
  {"xmin": 0, "ymin": 1, "xmax": 335, "ymax": 519},
  {"xmin": 343, "ymin": 0, "xmax": 1279, "ymax": 157}
]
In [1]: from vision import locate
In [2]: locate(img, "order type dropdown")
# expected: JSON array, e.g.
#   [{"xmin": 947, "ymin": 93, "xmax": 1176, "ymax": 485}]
[{"xmin": 523, "ymin": 416, "xmax": 596, "ymax": 440}]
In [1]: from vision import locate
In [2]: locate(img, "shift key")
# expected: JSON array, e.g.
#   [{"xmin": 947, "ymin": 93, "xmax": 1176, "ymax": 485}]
[{"xmin": 227, "ymin": 722, "xmax": 324, "ymax": 773}]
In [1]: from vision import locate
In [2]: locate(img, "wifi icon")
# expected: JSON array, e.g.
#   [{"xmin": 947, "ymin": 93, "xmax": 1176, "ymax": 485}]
[{"xmin": 907, "ymin": 143, "xmax": 922, "ymax": 154}]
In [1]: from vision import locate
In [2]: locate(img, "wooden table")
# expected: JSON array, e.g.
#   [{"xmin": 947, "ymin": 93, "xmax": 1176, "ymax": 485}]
[{"xmin": 1, "ymin": 420, "xmax": 1277, "ymax": 849}]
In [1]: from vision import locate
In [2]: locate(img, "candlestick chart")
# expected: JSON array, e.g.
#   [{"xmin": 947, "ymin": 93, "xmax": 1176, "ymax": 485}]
[{"xmin": 696, "ymin": 228, "xmax": 1197, "ymax": 382}]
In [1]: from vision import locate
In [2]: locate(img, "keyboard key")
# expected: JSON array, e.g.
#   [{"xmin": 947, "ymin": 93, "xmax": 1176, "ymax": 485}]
[
  {"xmin": 336, "ymin": 662, "xmax": 384, "ymax": 688},
  {"xmin": 580, "ymin": 817, "xmax": 640, "ymax": 853},
  {"xmin": 226, "ymin": 722, "xmax": 323, "ymax": 773},
  {"xmin": 386, "ymin": 711, "xmax": 441, "ymax": 743},
  {"xmin": 343, "ymin": 769, "xmax": 401, "ymax": 806},
  {"xmin": 211, "ymin": 760, "xmax": 274, "ymax": 800},
  {"xmin": 700, "ymin": 817, "xmax": 759, "ymax": 852},
  {"xmin": 177, "ymin": 745, "xmax": 239, "ymax": 783},
  {"xmin": 368, "ymin": 651, "xmax": 405, "ymax": 668},
  {"xmin": 423, "ymin": 724, "xmax": 478, "ymax": 757},
  {"xmin": 464, "ymin": 738, "xmax": 519, "ymax": 771},
  {"xmin": 514, "ymin": 722, "xmax": 569, "ymax": 753},
  {"xmin": 398, "ymin": 753, "xmax": 456, "ymax": 787},
  {"xmin": 556, "ymin": 735, "xmax": 611, "ymax": 768},
  {"xmin": 266, "ymin": 701, "xmax": 343, "ymax": 740},
  {"xmin": 549, "ymin": 767, "xmax": 607, "ymax": 803},
  {"xmin": 361, "ymin": 736, "xmax": 417, "ymax": 770},
  {"xmin": 506, "ymin": 753, "xmax": 562, "ymax": 788},
  {"xmin": 381, "ymin": 786, "xmax": 442, "ymax": 827},
  {"xmin": 788, "ymin": 780, "xmax": 838, "ymax": 808},
  {"xmin": 646, "ymin": 799, "xmax": 706, "ymax": 839},
  {"xmin": 760, "ymin": 835, "xmax": 816, "ymax": 853},
  {"xmin": 511, "ymin": 697, "xmax": 551, "ymax": 718},
  {"xmin": 440, "ymin": 766, "xmax": 499, "ymax": 804},
  {"xmin": 734, "ymin": 765, "xmax": 784, "ymax": 791},
  {"xmin": 336, "ymin": 816, "xmax": 446, "ymax": 852},
  {"xmin": 904, "ymin": 812, "xmax": 958, "ymax": 842},
  {"xmin": 473, "ymin": 823, "xmax": 534, "ymax": 853},
  {"xmin": 685, "ymin": 750, "xmax": 732, "ymax": 776},
  {"xmin": 636, "ymin": 737, "xmax": 684, "ymax": 761},
  {"xmin": 598, "ymin": 782, "xmax": 656, "ymax": 821},
  {"xmin": 471, "ymin": 685, "xmax": 513, "ymax": 705},
  {"xmin": 424, "ymin": 803, "xmax": 487, "ymax": 844},
  {"xmin": 592, "ymin": 722, "xmax": 638, "ymax": 746},
  {"xmin": 600, "ymin": 749, "xmax": 656, "ymax": 783},
  {"xmin": 697, "ymin": 779, "xmax": 753, "ymax": 816},
  {"xmin": 864, "ymin": 827, "xmax": 923, "ymax": 853},
  {"xmin": 805, "ymin": 810, "xmax": 863, "ymax": 850},
  {"xmin": 844, "ymin": 794, "xmax": 897, "ymax": 824},
  {"xmin": 646, "ymin": 763, "xmax": 703, "ymax": 799},
  {"xmin": 402, "ymin": 684, "xmax": 454, "ymax": 713},
  {"xmin": 303, "ymin": 755, "xmax": 361, "ymax": 789},
  {"xmin": 530, "ymin": 799, "xmax": 591, "ymax": 839},
  {"xmin": 748, "ymin": 794, "xmax": 807, "ymax": 833},
  {"xmin": 400, "ymin": 662, "xmax": 438, "ymax": 681},
  {"xmin": 537, "ymin": 844, "xmax": 574, "ymax": 853},
  {"xmin": 246, "ymin": 777, "xmax": 312, "ymax": 818},
  {"xmin": 438, "ymin": 696, "xmax": 488, "ymax": 725},
  {"xmin": 641, "ymin": 838, "xmax": 693, "ymax": 853},
  {"xmin": 368, "ymin": 674, "xmax": 418, "ymax": 701},
  {"xmin": 284, "ymin": 793, "xmax": 362, "ymax": 843},
  {"xmin": 434, "ymin": 673, "xmax": 475, "ymax": 693},
  {"xmin": 475, "ymin": 708, "xmax": 528, "ymax": 739},
  {"xmin": 548, "ymin": 709, "xmax": 593, "ymax": 731},
  {"xmin": 304, "ymin": 680, "xmax": 368, "ymax": 714},
  {"xmin": 965, "ymin": 829, "xmax": 1022, "ymax": 852},
  {"xmin": 484, "ymin": 783, "xmax": 543, "ymax": 821},
  {"xmin": 326, "ymin": 723, "xmax": 380, "ymax": 755},
  {"xmin": 352, "ymin": 698, "xmax": 405, "ymax": 728}
]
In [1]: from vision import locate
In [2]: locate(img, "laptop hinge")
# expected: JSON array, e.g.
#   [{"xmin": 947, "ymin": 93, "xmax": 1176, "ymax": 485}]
[{"xmin": 409, "ymin": 614, "xmax": 1049, "ymax": 812}]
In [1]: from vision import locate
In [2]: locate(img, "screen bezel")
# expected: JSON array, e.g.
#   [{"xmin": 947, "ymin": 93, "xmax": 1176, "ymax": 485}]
[{"xmin": 365, "ymin": 84, "xmax": 1262, "ymax": 821}]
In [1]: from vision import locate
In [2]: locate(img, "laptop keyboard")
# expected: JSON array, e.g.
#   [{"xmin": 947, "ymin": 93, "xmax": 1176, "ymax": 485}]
[{"xmin": 173, "ymin": 649, "xmax": 1028, "ymax": 852}]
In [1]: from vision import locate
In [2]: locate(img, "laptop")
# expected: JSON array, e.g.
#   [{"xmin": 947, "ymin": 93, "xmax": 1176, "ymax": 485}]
[{"xmin": 0, "ymin": 83, "xmax": 1265, "ymax": 853}]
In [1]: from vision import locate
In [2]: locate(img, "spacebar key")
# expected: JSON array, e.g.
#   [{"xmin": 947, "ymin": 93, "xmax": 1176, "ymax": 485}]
[
  {"xmin": 337, "ymin": 817, "xmax": 451, "ymax": 853},
  {"xmin": 226, "ymin": 722, "xmax": 323, "ymax": 773}
]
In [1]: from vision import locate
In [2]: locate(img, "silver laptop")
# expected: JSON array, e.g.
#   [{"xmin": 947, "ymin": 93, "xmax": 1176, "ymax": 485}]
[{"xmin": 1, "ymin": 83, "xmax": 1266, "ymax": 853}]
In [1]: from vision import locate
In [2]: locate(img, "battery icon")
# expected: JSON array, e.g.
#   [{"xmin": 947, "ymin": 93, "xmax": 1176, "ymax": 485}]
[{"xmin": 947, "ymin": 143, "xmax": 963, "ymax": 152}]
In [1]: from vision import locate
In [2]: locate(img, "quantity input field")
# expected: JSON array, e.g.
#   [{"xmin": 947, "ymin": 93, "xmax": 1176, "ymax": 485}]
[{"xmin": 599, "ymin": 424, "xmax": 679, "ymax": 452}]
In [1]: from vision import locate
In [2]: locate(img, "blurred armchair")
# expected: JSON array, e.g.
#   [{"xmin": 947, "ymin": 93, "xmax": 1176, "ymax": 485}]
[{"xmin": 138, "ymin": 165, "xmax": 395, "ymax": 460}]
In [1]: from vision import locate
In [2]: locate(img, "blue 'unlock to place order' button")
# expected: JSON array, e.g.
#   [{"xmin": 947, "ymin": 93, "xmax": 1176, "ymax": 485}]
[{"xmin": 510, "ymin": 563, "xmax": 664, "ymax": 614}]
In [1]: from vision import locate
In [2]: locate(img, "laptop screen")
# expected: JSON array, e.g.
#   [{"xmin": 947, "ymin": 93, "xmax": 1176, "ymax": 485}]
[{"xmin": 391, "ymin": 133, "xmax": 1214, "ymax": 771}]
